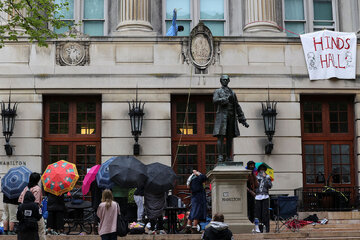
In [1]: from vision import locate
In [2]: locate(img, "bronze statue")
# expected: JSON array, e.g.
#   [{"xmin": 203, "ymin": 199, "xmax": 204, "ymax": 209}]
[{"xmin": 213, "ymin": 75, "xmax": 249, "ymax": 162}]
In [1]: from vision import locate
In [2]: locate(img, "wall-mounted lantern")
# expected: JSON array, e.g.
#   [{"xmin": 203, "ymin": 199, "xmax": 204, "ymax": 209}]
[
  {"xmin": 128, "ymin": 90, "xmax": 145, "ymax": 156},
  {"xmin": 1, "ymin": 97, "xmax": 18, "ymax": 156},
  {"xmin": 261, "ymin": 100, "xmax": 277, "ymax": 154}
]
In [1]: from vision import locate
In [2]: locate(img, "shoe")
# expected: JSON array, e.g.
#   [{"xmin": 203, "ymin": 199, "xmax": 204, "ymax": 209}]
[
  {"xmin": 7, "ymin": 231, "xmax": 16, "ymax": 235},
  {"xmin": 3, "ymin": 231, "xmax": 8, "ymax": 235},
  {"xmin": 320, "ymin": 218, "xmax": 328, "ymax": 225},
  {"xmin": 51, "ymin": 230, "xmax": 59, "ymax": 235},
  {"xmin": 148, "ymin": 230, "xmax": 156, "ymax": 235},
  {"xmin": 180, "ymin": 225, "xmax": 191, "ymax": 234},
  {"xmin": 191, "ymin": 226, "xmax": 201, "ymax": 234},
  {"xmin": 254, "ymin": 225, "xmax": 261, "ymax": 233},
  {"xmin": 158, "ymin": 230, "xmax": 167, "ymax": 235}
]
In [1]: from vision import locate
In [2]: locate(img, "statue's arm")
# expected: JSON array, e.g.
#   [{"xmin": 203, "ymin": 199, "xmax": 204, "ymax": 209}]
[
  {"xmin": 234, "ymin": 93, "xmax": 249, "ymax": 127},
  {"xmin": 213, "ymin": 90, "xmax": 228, "ymax": 105}
]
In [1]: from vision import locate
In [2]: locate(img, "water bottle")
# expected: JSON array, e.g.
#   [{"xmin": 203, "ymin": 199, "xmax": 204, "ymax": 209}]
[{"xmin": 178, "ymin": 198, "xmax": 182, "ymax": 208}]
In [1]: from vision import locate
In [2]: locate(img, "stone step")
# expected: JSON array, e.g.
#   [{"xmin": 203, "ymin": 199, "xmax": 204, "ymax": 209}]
[{"xmin": 298, "ymin": 211, "xmax": 360, "ymax": 220}]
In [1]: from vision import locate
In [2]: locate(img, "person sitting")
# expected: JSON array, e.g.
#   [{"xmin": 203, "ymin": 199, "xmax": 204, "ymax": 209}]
[
  {"xmin": 201, "ymin": 213, "xmax": 233, "ymax": 240},
  {"xmin": 17, "ymin": 191, "xmax": 42, "ymax": 240}
]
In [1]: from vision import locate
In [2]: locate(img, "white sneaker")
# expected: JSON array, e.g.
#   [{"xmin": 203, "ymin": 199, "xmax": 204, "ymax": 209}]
[
  {"xmin": 148, "ymin": 230, "xmax": 156, "ymax": 235},
  {"xmin": 158, "ymin": 230, "xmax": 167, "ymax": 235},
  {"xmin": 320, "ymin": 218, "xmax": 328, "ymax": 224},
  {"xmin": 254, "ymin": 225, "xmax": 261, "ymax": 233}
]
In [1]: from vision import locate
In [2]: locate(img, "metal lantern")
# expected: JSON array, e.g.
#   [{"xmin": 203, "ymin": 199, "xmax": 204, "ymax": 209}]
[
  {"xmin": 128, "ymin": 92, "xmax": 145, "ymax": 156},
  {"xmin": 1, "ymin": 98, "xmax": 18, "ymax": 156},
  {"xmin": 261, "ymin": 101, "xmax": 277, "ymax": 154}
]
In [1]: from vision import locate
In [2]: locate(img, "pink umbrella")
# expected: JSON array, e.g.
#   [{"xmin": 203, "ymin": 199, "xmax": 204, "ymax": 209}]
[{"xmin": 82, "ymin": 165, "xmax": 101, "ymax": 195}]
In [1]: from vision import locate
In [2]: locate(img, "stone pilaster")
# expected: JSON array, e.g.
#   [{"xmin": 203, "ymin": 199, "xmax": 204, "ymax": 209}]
[
  {"xmin": 243, "ymin": 0, "xmax": 280, "ymax": 33},
  {"xmin": 116, "ymin": 0, "xmax": 153, "ymax": 33}
]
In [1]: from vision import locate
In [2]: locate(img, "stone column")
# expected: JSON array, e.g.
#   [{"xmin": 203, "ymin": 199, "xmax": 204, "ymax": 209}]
[
  {"xmin": 243, "ymin": 0, "xmax": 280, "ymax": 33},
  {"xmin": 116, "ymin": 0, "xmax": 153, "ymax": 33}
]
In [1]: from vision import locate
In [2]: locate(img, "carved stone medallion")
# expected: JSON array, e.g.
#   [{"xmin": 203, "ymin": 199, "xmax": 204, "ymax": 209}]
[
  {"xmin": 56, "ymin": 42, "xmax": 90, "ymax": 66},
  {"xmin": 188, "ymin": 22, "xmax": 214, "ymax": 70}
]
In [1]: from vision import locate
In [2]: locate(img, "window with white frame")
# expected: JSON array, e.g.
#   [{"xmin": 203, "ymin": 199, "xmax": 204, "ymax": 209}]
[
  {"xmin": 164, "ymin": 0, "xmax": 226, "ymax": 36},
  {"xmin": 54, "ymin": 0, "xmax": 107, "ymax": 36},
  {"xmin": 283, "ymin": 0, "xmax": 336, "ymax": 37}
]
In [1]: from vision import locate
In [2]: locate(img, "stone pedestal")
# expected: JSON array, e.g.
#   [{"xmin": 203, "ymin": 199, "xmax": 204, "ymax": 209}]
[{"xmin": 207, "ymin": 162, "xmax": 253, "ymax": 234}]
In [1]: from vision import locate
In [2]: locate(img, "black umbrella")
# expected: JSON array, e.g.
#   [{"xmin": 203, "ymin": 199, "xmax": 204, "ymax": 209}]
[
  {"xmin": 109, "ymin": 156, "xmax": 147, "ymax": 188},
  {"xmin": 145, "ymin": 162, "xmax": 177, "ymax": 194}
]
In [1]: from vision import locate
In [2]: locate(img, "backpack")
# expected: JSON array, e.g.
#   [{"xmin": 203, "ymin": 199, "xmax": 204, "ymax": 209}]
[{"xmin": 116, "ymin": 204, "xmax": 129, "ymax": 237}]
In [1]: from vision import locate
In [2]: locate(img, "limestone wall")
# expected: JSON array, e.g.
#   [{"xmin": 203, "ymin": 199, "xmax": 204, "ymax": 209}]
[{"xmin": 0, "ymin": 38, "xmax": 359, "ymax": 196}]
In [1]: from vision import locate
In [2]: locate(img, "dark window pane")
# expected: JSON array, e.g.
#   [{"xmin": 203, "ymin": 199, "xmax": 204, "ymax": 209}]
[
  {"xmin": 331, "ymin": 145, "xmax": 340, "ymax": 154},
  {"xmin": 205, "ymin": 113, "xmax": 214, "ymax": 122},
  {"xmin": 50, "ymin": 103, "xmax": 59, "ymax": 112},
  {"xmin": 339, "ymin": 112, "xmax": 347, "ymax": 121},
  {"xmin": 87, "ymin": 113, "xmax": 96, "ymax": 122},
  {"xmin": 188, "ymin": 113, "xmax": 197, "ymax": 123},
  {"xmin": 342, "ymin": 155, "xmax": 350, "ymax": 164},
  {"xmin": 176, "ymin": 113, "xmax": 185, "ymax": 123},
  {"xmin": 87, "ymin": 155, "xmax": 96, "ymax": 164},
  {"xmin": 332, "ymin": 155, "xmax": 340, "ymax": 164},
  {"xmin": 77, "ymin": 145, "xmax": 85, "ymax": 154},
  {"xmin": 87, "ymin": 145, "xmax": 96, "ymax": 154},
  {"xmin": 188, "ymin": 145, "xmax": 197, "ymax": 153},
  {"xmin": 315, "ymin": 155, "xmax": 323, "ymax": 164},
  {"xmin": 313, "ymin": 102, "xmax": 321, "ymax": 111},
  {"xmin": 330, "ymin": 112, "xmax": 338, "ymax": 122},
  {"xmin": 342, "ymin": 165, "xmax": 350, "ymax": 174},
  {"xmin": 188, "ymin": 103, "xmax": 196, "ymax": 112},
  {"xmin": 205, "ymin": 102, "xmax": 214, "ymax": 112},
  {"xmin": 59, "ymin": 124, "xmax": 68, "ymax": 134},
  {"xmin": 305, "ymin": 155, "xmax": 314, "ymax": 163},
  {"xmin": 314, "ymin": 123, "xmax": 322, "ymax": 133},
  {"xmin": 50, "ymin": 113, "xmax": 58, "ymax": 123},
  {"xmin": 60, "ymin": 113, "xmax": 68, "ymax": 123},
  {"xmin": 77, "ymin": 113, "xmax": 86, "ymax": 123},
  {"xmin": 304, "ymin": 123, "xmax": 312, "ymax": 133},
  {"xmin": 87, "ymin": 103, "xmax": 96, "ymax": 111},
  {"xmin": 339, "ymin": 103, "xmax": 347, "ymax": 111},
  {"xmin": 60, "ymin": 145, "xmax": 68, "ymax": 154},
  {"xmin": 77, "ymin": 103, "xmax": 86, "ymax": 112},
  {"xmin": 77, "ymin": 156, "xmax": 85, "ymax": 164},
  {"xmin": 315, "ymin": 165, "xmax": 324, "ymax": 174},
  {"xmin": 329, "ymin": 103, "xmax": 337, "ymax": 111},
  {"xmin": 306, "ymin": 175, "xmax": 315, "ymax": 184},
  {"xmin": 315, "ymin": 145, "xmax": 323, "ymax": 154},
  {"xmin": 342, "ymin": 175, "xmax": 350, "ymax": 184},
  {"xmin": 59, "ymin": 103, "xmax": 69, "ymax": 112},
  {"xmin": 339, "ymin": 123, "xmax": 348, "ymax": 132},
  {"xmin": 313, "ymin": 113, "xmax": 322, "ymax": 122},
  {"xmin": 176, "ymin": 102, "xmax": 187, "ymax": 112},
  {"xmin": 341, "ymin": 145, "xmax": 349, "ymax": 154},
  {"xmin": 330, "ymin": 123, "xmax": 338, "ymax": 133},
  {"xmin": 49, "ymin": 124, "xmax": 58, "ymax": 134},
  {"xmin": 306, "ymin": 165, "xmax": 314, "ymax": 174},
  {"xmin": 305, "ymin": 145, "xmax": 313, "ymax": 154},
  {"xmin": 303, "ymin": 102, "xmax": 312, "ymax": 111}
]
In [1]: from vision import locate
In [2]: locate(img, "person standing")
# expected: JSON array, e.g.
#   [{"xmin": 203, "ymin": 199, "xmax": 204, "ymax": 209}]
[
  {"xmin": 213, "ymin": 75, "xmax": 249, "ymax": 162},
  {"xmin": 46, "ymin": 193, "xmax": 65, "ymax": 235},
  {"xmin": 254, "ymin": 164, "xmax": 272, "ymax": 233},
  {"xmin": 2, "ymin": 194, "xmax": 19, "ymax": 235},
  {"xmin": 144, "ymin": 190, "xmax": 166, "ymax": 235},
  {"xmin": 18, "ymin": 172, "xmax": 46, "ymax": 240},
  {"xmin": 246, "ymin": 161, "xmax": 258, "ymax": 223},
  {"xmin": 133, "ymin": 186, "xmax": 144, "ymax": 222},
  {"xmin": 201, "ymin": 213, "xmax": 233, "ymax": 240},
  {"xmin": 186, "ymin": 170, "xmax": 207, "ymax": 234},
  {"xmin": 17, "ymin": 191, "xmax": 42, "ymax": 240},
  {"xmin": 97, "ymin": 189, "xmax": 120, "ymax": 240}
]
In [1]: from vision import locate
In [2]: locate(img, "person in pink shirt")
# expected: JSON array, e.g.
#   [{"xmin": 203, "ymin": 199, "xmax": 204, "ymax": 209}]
[
  {"xmin": 18, "ymin": 172, "xmax": 46, "ymax": 240},
  {"xmin": 97, "ymin": 189, "xmax": 120, "ymax": 240}
]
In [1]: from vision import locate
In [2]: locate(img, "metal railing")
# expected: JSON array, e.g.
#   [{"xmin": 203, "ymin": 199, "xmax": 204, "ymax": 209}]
[{"xmin": 294, "ymin": 186, "xmax": 360, "ymax": 211}]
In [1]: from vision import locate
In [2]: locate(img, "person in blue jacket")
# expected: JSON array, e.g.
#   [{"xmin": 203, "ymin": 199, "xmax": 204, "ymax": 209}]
[
  {"xmin": 166, "ymin": 8, "xmax": 184, "ymax": 36},
  {"xmin": 185, "ymin": 170, "xmax": 207, "ymax": 234}
]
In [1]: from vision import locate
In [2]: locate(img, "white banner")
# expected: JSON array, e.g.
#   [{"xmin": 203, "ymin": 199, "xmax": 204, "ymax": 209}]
[{"xmin": 300, "ymin": 30, "xmax": 356, "ymax": 80}]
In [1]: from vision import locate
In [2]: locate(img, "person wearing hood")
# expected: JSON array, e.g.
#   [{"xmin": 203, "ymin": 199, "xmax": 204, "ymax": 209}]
[
  {"xmin": 254, "ymin": 164, "xmax": 272, "ymax": 233},
  {"xmin": 201, "ymin": 213, "xmax": 233, "ymax": 240},
  {"xmin": 246, "ymin": 161, "xmax": 258, "ymax": 223},
  {"xmin": 17, "ymin": 191, "xmax": 42, "ymax": 240},
  {"xmin": 144, "ymin": 190, "xmax": 166, "ymax": 235},
  {"xmin": 18, "ymin": 172, "xmax": 46, "ymax": 240}
]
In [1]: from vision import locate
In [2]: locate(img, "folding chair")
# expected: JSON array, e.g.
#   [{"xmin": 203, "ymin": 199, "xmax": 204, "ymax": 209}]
[{"xmin": 274, "ymin": 196, "xmax": 299, "ymax": 233}]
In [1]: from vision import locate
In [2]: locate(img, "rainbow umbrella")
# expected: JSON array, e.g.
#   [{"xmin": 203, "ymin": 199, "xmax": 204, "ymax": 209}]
[
  {"xmin": 41, "ymin": 160, "xmax": 79, "ymax": 196},
  {"xmin": 82, "ymin": 165, "xmax": 100, "ymax": 195},
  {"xmin": 255, "ymin": 162, "xmax": 274, "ymax": 181}
]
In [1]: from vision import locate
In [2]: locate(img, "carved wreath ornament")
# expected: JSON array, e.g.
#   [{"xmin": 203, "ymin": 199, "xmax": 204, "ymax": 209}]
[
  {"xmin": 56, "ymin": 42, "xmax": 90, "ymax": 66},
  {"xmin": 188, "ymin": 22, "xmax": 214, "ymax": 70}
]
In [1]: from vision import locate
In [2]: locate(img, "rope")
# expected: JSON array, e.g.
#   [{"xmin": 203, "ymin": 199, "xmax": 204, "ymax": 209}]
[
  {"xmin": 172, "ymin": 67, "xmax": 193, "ymax": 169},
  {"xmin": 245, "ymin": 20, "xmax": 301, "ymax": 36}
]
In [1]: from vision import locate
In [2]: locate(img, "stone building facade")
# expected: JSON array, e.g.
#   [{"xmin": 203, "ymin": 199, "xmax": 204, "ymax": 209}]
[{"xmin": 0, "ymin": 0, "xmax": 360, "ymax": 203}]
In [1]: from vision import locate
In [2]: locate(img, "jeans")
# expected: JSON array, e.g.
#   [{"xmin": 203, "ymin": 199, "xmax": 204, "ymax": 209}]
[
  {"xmin": 134, "ymin": 195, "xmax": 144, "ymax": 221},
  {"xmin": 101, "ymin": 232, "xmax": 117, "ymax": 240}
]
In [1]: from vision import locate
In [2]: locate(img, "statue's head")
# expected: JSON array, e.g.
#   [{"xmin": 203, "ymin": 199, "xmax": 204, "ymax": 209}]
[{"xmin": 220, "ymin": 75, "xmax": 230, "ymax": 87}]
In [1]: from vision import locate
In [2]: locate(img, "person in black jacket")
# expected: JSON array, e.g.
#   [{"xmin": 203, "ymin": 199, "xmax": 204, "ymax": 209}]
[
  {"xmin": 17, "ymin": 191, "xmax": 42, "ymax": 240},
  {"xmin": 201, "ymin": 213, "xmax": 233, "ymax": 240},
  {"xmin": 46, "ymin": 193, "xmax": 66, "ymax": 235}
]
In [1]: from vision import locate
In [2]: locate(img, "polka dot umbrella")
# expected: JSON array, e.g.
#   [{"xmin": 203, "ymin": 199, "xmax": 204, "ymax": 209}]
[
  {"xmin": 1, "ymin": 166, "xmax": 32, "ymax": 199},
  {"xmin": 41, "ymin": 160, "xmax": 79, "ymax": 196}
]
